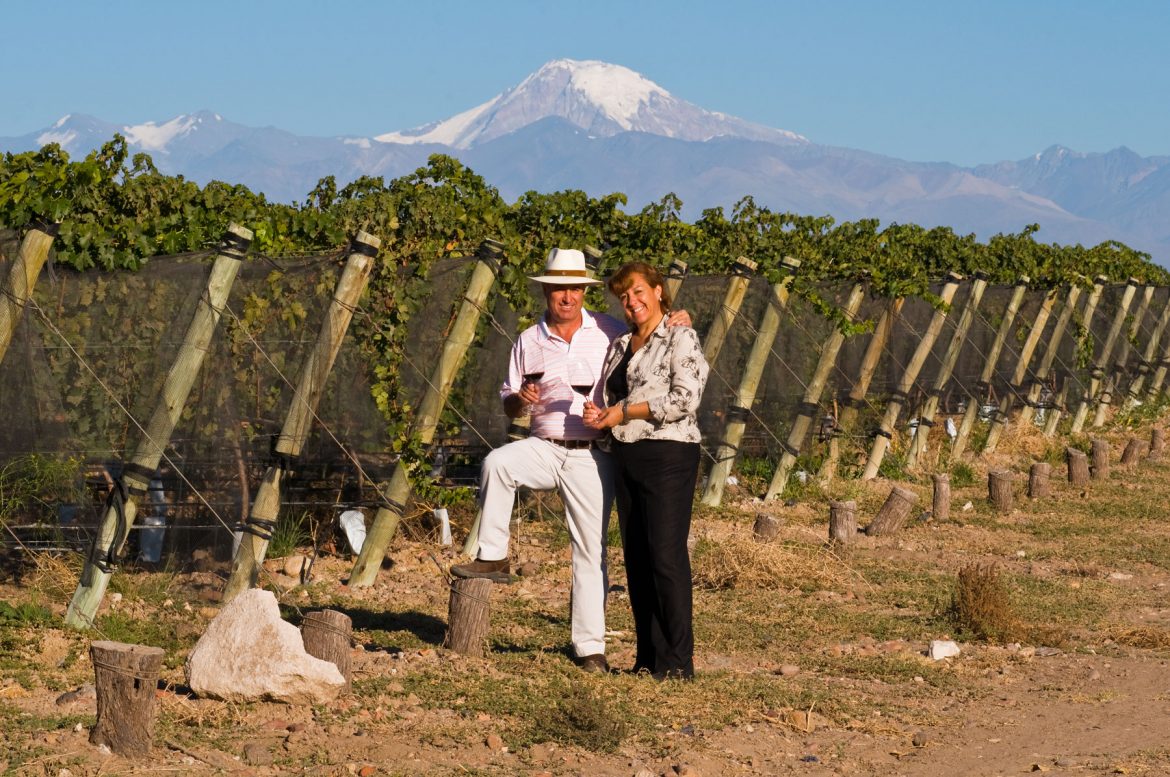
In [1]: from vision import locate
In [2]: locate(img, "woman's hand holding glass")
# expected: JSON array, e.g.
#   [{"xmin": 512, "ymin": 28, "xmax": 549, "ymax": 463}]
[{"xmin": 583, "ymin": 400, "xmax": 621, "ymax": 430}]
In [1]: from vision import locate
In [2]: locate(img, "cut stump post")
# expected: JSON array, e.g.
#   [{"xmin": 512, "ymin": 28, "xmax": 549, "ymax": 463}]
[
  {"xmin": 932, "ymin": 474, "xmax": 951, "ymax": 522},
  {"xmin": 301, "ymin": 610, "xmax": 353, "ymax": 690},
  {"xmin": 865, "ymin": 486, "xmax": 919, "ymax": 536},
  {"xmin": 753, "ymin": 513, "xmax": 782, "ymax": 542},
  {"xmin": 1028, "ymin": 463, "xmax": 1052, "ymax": 499},
  {"xmin": 829, "ymin": 500, "xmax": 858, "ymax": 545},
  {"xmin": 90, "ymin": 641, "xmax": 165, "ymax": 758},
  {"xmin": 445, "ymin": 578, "xmax": 492, "ymax": 657},
  {"xmin": 1151, "ymin": 428, "xmax": 1165, "ymax": 461},
  {"xmin": 1067, "ymin": 448, "xmax": 1090, "ymax": 487},
  {"xmin": 1121, "ymin": 437, "xmax": 1145, "ymax": 467},
  {"xmin": 1091, "ymin": 438, "xmax": 1110, "ymax": 480},
  {"xmin": 988, "ymin": 470, "xmax": 1014, "ymax": 513}
]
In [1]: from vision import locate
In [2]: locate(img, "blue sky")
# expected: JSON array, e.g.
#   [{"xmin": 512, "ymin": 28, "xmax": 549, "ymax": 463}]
[{"xmin": 6, "ymin": 0, "xmax": 1169, "ymax": 166}]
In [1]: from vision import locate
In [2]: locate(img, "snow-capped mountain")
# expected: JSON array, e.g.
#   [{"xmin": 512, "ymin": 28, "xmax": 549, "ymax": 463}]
[
  {"xmin": 3, "ymin": 59, "xmax": 1169, "ymax": 264},
  {"xmin": 375, "ymin": 59, "xmax": 806, "ymax": 149}
]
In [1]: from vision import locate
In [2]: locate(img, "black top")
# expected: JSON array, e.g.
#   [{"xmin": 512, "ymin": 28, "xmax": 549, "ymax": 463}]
[{"xmin": 605, "ymin": 343, "xmax": 634, "ymax": 402}]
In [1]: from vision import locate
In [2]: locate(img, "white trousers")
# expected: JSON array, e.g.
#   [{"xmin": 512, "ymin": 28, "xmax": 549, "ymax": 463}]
[{"xmin": 476, "ymin": 437, "xmax": 614, "ymax": 657}]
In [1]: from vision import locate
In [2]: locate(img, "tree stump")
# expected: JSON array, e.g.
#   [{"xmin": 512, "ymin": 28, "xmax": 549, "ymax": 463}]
[
  {"xmin": 1150, "ymin": 428, "xmax": 1165, "ymax": 461},
  {"xmin": 753, "ymin": 512, "xmax": 782, "ymax": 542},
  {"xmin": 90, "ymin": 641, "xmax": 165, "ymax": 758},
  {"xmin": 1067, "ymin": 448, "xmax": 1090, "ymax": 487},
  {"xmin": 1028, "ymin": 462, "xmax": 1051, "ymax": 499},
  {"xmin": 988, "ymin": 470, "xmax": 1014, "ymax": 512},
  {"xmin": 301, "ymin": 610, "xmax": 353, "ymax": 690},
  {"xmin": 828, "ymin": 500, "xmax": 858, "ymax": 545},
  {"xmin": 1090, "ymin": 438, "xmax": 1110, "ymax": 480},
  {"xmin": 1120, "ymin": 437, "xmax": 1145, "ymax": 467},
  {"xmin": 444, "ymin": 578, "xmax": 492, "ymax": 657},
  {"xmin": 932, "ymin": 474, "xmax": 951, "ymax": 522},
  {"xmin": 865, "ymin": 486, "xmax": 919, "ymax": 536}
]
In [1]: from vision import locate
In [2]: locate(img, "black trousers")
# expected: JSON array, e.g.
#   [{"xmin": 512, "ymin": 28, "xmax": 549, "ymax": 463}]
[{"xmin": 612, "ymin": 438, "xmax": 700, "ymax": 678}]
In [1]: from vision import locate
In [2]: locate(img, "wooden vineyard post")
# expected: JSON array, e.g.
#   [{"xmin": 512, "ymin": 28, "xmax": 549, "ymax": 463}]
[
  {"xmin": 828, "ymin": 500, "xmax": 858, "ymax": 545},
  {"xmin": 908, "ymin": 273, "xmax": 988, "ymax": 469},
  {"xmin": 932, "ymin": 473, "xmax": 951, "ymax": 521},
  {"xmin": 89, "ymin": 641, "xmax": 165, "ymax": 758},
  {"xmin": 664, "ymin": 258, "xmax": 689, "ymax": 306},
  {"xmin": 988, "ymin": 470, "xmax": 1014, "ymax": 513},
  {"xmin": 1145, "ymin": 306, "xmax": 1170, "ymax": 401},
  {"xmin": 351, "ymin": 240, "xmax": 507, "ymax": 586},
  {"xmin": 1028, "ymin": 462, "xmax": 1051, "ymax": 499},
  {"xmin": 301, "ymin": 610, "xmax": 353, "ymax": 690},
  {"xmin": 444, "ymin": 578, "xmax": 493, "ymax": 657},
  {"xmin": 1044, "ymin": 279, "xmax": 1106, "ymax": 437},
  {"xmin": 982, "ymin": 284, "xmax": 1059, "ymax": 452},
  {"xmin": 1120, "ymin": 437, "xmax": 1145, "ymax": 467},
  {"xmin": 1150, "ymin": 428, "xmax": 1165, "ymax": 461},
  {"xmin": 65, "ymin": 225, "xmax": 253, "ymax": 629},
  {"xmin": 862, "ymin": 274, "xmax": 963, "ymax": 481},
  {"xmin": 1070, "ymin": 279, "xmax": 1138, "ymax": 434},
  {"xmin": 765, "ymin": 281, "xmax": 866, "ymax": 500},
  {"xmin": 0, "ymin": 221, "xmax": 58, "ymax": 366},
  {"xmin": 952, "ymin": 280, "xmax": 1030, "ymax": 457},
  {"xmin": 1093, "ymin": 284, "xmax": 1154, "ymax": 427},
  {"xmin": 1067, "ymin": 448, "xmax": 1090, "ymax": 487},
  {"xmin": 1018, "ymin": 284, "xmax": 1084, "ymax": 428},
  {"xmin": 699, "ymin": 259, "xmax": 801, "ymax": 507},
  {"xmin": 818, "ymin": 297, "xmax": 905, "ymax": 481},
  {"xmin": 223, "ymin": 232, "xmax": 378, "ymax": 602},
  {"xmin": 1090, "ymin": 438, "xmax": 1110, "ymax": 480},
  {"xmin": 753, "ymin": 512, "xmax": 782, "ymax": 541},
  {"xmin": 865, "ymin": 485, "xmax": 919, "ymax": 536},
  {"xmin": 1125, "ymin": 290, "xmax": 1170, "ymax": 406},
  {"xmin": 702, "ymin": 257, "xmax": 755, "ymax": 366}
]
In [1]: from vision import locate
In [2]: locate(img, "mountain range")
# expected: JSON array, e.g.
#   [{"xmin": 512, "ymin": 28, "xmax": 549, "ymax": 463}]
[{"xmin": 4, "ymin": 59, "xmax": 1169, "ymax": 264}]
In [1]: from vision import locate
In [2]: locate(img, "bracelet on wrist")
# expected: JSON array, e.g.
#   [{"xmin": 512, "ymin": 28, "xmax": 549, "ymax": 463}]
[{"xmin": 621, "ymin": 399, "xmax": 630, "ymax": 423}]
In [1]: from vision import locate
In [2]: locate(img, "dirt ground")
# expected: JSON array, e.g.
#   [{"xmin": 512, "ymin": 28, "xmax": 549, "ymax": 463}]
[{"xmin": 5, "ymin": 432, "xmax": 1170, "ymax": 776}]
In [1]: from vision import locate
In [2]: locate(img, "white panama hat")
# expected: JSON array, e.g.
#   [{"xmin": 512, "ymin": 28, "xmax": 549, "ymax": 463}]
[{"xmin": 528, "ymin": 248, "xmax": 602, "ymax": 286}]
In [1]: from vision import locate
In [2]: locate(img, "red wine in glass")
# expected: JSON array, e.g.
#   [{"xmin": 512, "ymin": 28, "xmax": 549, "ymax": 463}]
[
  {"xmin": 523, "ymin": 370, "xmax": 545, "ymax": 384},
  {"xmin": 571, "ymin": 382, "xmax": 594, "ymax": 397}
]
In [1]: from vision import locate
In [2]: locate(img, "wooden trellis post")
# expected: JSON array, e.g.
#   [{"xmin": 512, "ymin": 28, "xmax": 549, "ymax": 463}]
[
  {"xmin": 861, "ymin": 274, "xmax": 962, "ymax": 481},
  {"xmin": 351, "ymin": 239, "xmax": 507, "ymax": 586},
  {"xmin": 664, "ymin": 258, "xmax": 689, "ymax": 306},
  {"xmin": 982, "ymin": 284, "xmax": 1059, "ymax": 452},
  {"xmin": 818, "ymin": 297, "xmax": 905, "ymax": 481},
  {"xmin": 699, "ymin": 258, "xmax": 800, "ymax": 507},
  {"xmin": 64, "ymin": 225, "xmax": 253, "ymax": 628},
  {"xmin": 1070, "ymin": 279, "xmax": 1137, "ymax": 433},
  {"xmin": 701, "ymin": 257, "xmax": 756, "ymax": 366},
  {"xmin": 951, "ymin": 279, "xmax": 1030, "ymax": 457},
  {"xmin": 1043, "ymin": 278, "xmax": 1106, "ymax": 437},
  {"xmin": 1017, "ymin": 284, "xmax": 1084, "ymax": 428},
  {"xmin": 1145, "ymin": 317, "xmax": 1170, "ymax": 402},
  {"xmin": 1125, "ymin": 289, "xmax": 1170, "ymax": 406},
  {"xmin": 0, "ymin": 221, "xmax": 58, "ymax": 366},
  {"xmin": 1093, "ymin": 283, "xmax": 1152, "ymax": 425},
  {"xmin": 223, "ymin": 232, "xmax": 378, "ymax": 602},
  {"xmin": 907, "ymin": 273, "xmax": 989, "ymax": 468},
  {"xmin": 764, "ymin": 280, "xmax": 865, "ymax": 500}
]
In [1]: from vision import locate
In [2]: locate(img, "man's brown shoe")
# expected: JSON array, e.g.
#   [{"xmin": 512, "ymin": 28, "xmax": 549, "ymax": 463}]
[
  {"xmin": 579, "ymin": 653, "xmax": 610, "ymax": 674},
  {"xmin": 450, "ymin": 558, "xmax": 513, "ymax": 583}
]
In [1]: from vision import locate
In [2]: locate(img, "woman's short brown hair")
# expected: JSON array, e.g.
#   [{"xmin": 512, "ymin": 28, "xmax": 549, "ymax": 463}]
[{"xmin": 606, "ymin": 261, "xmax": 672, "ymax": 311}]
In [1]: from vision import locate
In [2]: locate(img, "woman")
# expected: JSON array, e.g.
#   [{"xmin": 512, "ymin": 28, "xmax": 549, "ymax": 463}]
[{"xmin": 583, "ymin": 261, "xmax": 709, "ymax": 680}]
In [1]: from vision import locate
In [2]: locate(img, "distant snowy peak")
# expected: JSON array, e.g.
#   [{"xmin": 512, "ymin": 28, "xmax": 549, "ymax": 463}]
[
  {"xmin": 122, "ymin": 111, "xmax": 223, "ymax": 152},
  {"xmin": 375, "ymin": 58, "xmax": 807, "ymax": 149}
]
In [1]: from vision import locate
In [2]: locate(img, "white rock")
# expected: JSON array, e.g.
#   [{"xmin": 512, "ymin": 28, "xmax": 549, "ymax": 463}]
[
  {"xmin": 1108, "ymin": 572, "xmax": 1133, "ymax": 581},
  {"xmin": 930, "ymin": 640, "xmax": 961, "ymax": 660},
  {"xmin": 961, "ymin": 501, "xmax": 974, "ymax": 512},
  {"xmin": 185, "ymin": 589, "xmax": 345, "ymax": 705}
]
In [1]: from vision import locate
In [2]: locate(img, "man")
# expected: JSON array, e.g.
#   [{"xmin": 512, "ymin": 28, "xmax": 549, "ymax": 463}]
[{"xmin": 452, "ymin": 248, "xmax": 686, "ymax": 673}]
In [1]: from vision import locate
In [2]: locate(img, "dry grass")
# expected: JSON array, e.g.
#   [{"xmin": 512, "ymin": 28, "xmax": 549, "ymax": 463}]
[
  {"xmin": 23, "ymin": 551, "xmax": 83, "ymax": 602},
  {"xmin": 949, "ymin": 562, "xmax": 1020, "ymax": 642},
  {"xmin": 1107, "ymin": 625, "xmax": 1170, "ymax": 650},
  {"xmin": 690, "ymin": 530, "xmax": 857, "ymax": 592}
]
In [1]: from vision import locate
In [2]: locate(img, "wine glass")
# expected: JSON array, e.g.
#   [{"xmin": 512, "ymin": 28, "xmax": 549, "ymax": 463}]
[
  {"xmin": 522, "ymin": 346, "xmax": 546, "ymax": 387},
  {"xmin": 568, "ymin": 360, "xmax": 595, "ymax": 411}
]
